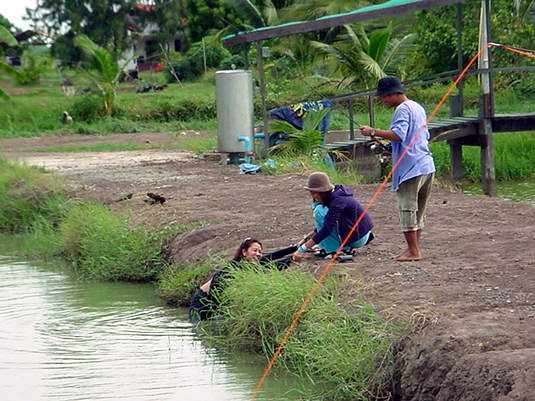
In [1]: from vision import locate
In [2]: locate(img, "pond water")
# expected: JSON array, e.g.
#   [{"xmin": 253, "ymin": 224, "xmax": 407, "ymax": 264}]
[{"xmin": 0, "ymin": 256, "xmax": 305, "ymax": 401}]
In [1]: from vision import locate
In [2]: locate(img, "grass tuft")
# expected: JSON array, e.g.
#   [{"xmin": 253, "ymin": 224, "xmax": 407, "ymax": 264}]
[
  {"xmin": 210, "ymin": 266, "xmax": 400, "ymax": 400},
  {"xmin": 157, "ymin": 258, "xmax": 218, "ymax": 306},
  {"xmin": 59, "ymin": 203, "xmax": 164, "ymax": 281},
  {"xmin": 0, "ymin": 158, "xmax": 69, "ymax": 232}
]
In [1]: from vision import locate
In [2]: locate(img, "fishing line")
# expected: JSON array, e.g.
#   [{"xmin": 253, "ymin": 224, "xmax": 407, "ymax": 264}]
[{"xmin": 250, "ymin": 41, "xmax": 532, "ymax": 400}]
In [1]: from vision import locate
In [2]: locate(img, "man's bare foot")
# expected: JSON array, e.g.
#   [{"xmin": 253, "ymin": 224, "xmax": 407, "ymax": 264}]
[{"xmin": 394, "ymin": 249, "xmax": 422, "ymax": 262}]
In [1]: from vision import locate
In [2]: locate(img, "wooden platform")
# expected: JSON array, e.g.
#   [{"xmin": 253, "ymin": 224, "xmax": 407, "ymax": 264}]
[
  {"xmin": 324, "ymin": 113, "xmax": 535, "ymax": 184},
  {"xmin": 325, "ymin": 113, "xmax": 535, "ymax": 149}
]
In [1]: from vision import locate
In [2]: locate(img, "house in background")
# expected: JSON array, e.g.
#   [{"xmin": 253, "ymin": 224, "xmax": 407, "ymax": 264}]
[
  {"xmin": 1, "ymin": 30, "xmax": 45, "ymax": 66},
  {"xmin": 121, "ymin": 3, "xmax": 184, "ymax": 74}
]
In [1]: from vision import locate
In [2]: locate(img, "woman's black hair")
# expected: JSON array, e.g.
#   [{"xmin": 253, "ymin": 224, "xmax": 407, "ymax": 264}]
[
  {"xmin": 232, "ymin": 238, "xmax": 263, "ymax": 262},
  {"xmin": 317, "ymin": 190, "xmax": 332, "ymax": 205}
]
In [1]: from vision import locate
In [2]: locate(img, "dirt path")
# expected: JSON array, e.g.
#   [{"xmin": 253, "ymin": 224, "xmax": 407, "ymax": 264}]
[{"xmin": 3, "ymin": 133, "xmax": 535, "ymax": 401}]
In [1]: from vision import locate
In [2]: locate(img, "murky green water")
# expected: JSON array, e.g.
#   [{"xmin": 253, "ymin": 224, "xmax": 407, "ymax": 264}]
[
  {"xmin": 464, "ymin": 178, "xmax": 535, "ymax": 205},
  {"xmin": 0, "ymin": 256, "xmax": 305, "ymax": 401}
]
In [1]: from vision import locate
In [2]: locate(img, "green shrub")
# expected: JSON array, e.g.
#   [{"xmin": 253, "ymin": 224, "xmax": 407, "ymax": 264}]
[
  {"xmin": 283, "ymin": 300, "xmax": 395, "ymax": 400},
  {"xmin": 69, "ymin": 95, "xmax": 105, "ymax": 122},
  {"xmin": 218, "ymin": 54, "xmax": 245, "ymax": 71},
  {"xmin": 2, "ymin": 217, "xmax": 63, "ymax": 259},
  {"xmin": 165, "ymin": 36, "xmax": 231, "ymax": 82},
  {"xmin": 15, "ymin": 50, "xmax": 52, "ymax": 86},
  {"xmin": 415, "ymin": 0, "xmax": 535, "ymax": 74},
  {"xmin": 59, "ymin": 203, "xmax": 164, "ymax": 281},
  {"xmin": 216, "ymin": 267, "xmax": 322, "ymax": 350},
  {"xmin": 0, "ymin": 158, "xmax": 69, "ymax": 232},
  {"xmin": 133, "ymin": 97, "xmax": 216, "ymax": 122},
  {"xmin": 511, "ymin": 76, "xmax": 535, "ymax": 99}
]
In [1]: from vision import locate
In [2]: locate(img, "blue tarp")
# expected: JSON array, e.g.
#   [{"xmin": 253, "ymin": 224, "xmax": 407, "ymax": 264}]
[{"xmin": 269, "ymin": 99, "xmax": 332, "ymax": 136}]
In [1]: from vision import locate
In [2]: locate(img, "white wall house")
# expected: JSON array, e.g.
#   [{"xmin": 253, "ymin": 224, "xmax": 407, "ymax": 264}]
[{"xmin": 120, "ymin": 4, "xmax": 183, "ymax": 74}]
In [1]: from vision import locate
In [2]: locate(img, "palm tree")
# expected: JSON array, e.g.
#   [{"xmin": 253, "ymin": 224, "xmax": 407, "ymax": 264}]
[
  {"xmin": 312, "ymin": 23, "xmax": 414, "ymax": 87},
  {"xmin": 311, "ymin": 23, "xmax": 414, "ymax": 124},
  {"xmin": 223, "ymin": 0, "xmax": 281, "ymax": 29},
  {"xmin": 514, "ymin": 0, "xmax": 535, "ymax": 21},
  {"xmin": 281, "ymin": 0, "xmax": 366, "ymax": 21},
  {"xmin": 0, "ymin": 25, "xmax": 22, "ymax": 99},
  {"xmin": 74, "ymin": 35, "xmax": 122, "ymax": 116}
]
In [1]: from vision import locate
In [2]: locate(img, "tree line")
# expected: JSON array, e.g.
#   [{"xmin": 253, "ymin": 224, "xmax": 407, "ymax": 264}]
[{"xmin": 2, "ymin": 0, "xmax": 535, "ymax": 82}]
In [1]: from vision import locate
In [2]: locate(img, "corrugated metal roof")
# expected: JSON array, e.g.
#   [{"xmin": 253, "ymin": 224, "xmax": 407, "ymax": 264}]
[{"xmin": 223, "ymin": 0, "xmax": 463, "ymax": 46}]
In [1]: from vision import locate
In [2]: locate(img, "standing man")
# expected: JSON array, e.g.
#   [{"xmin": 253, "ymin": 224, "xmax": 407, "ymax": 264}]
[{"xmin": 360, "ymin": 76, "xmax": 435, "ymax": 261}]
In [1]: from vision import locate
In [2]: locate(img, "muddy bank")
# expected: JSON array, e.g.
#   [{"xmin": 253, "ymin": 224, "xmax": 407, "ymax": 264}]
[{"xmin": 3, "ymin": 133, "xmax": 535, "ymax": 400}]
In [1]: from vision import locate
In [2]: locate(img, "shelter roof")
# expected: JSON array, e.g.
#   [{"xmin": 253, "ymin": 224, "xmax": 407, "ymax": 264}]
[{"xmin": 223, "ymin": 0, "xmax": 463, "ymax": 47}]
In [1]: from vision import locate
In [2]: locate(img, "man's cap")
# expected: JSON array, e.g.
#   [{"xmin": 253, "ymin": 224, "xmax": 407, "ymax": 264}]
[
  {"xmin": 376, "ymin": 76, "xmax": 405, "ymax": 96},
  {"xmin": 304, "ymin": 172, "xmax": 334, "ymax": 193}
]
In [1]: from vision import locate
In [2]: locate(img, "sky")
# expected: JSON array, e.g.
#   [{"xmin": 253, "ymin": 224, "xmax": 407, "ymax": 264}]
[{"xmin": 1, "ymin": 0, "xmax": 39, "ymax": 30}]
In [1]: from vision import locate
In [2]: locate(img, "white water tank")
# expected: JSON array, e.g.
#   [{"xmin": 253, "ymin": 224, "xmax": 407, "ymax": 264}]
[{"xmin": 216, "ymin": 70, "xmax": 254, "ymax": 153}]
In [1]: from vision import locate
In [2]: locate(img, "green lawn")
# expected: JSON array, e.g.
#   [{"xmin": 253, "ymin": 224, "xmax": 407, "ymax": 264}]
[{"xmin": 2, "ymin": 69, "xmax": 535, "ymax": 183}]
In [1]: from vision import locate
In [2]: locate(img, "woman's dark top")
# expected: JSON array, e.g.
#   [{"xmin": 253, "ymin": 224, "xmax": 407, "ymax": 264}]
[
  {"xmin": 188, "ymin": 245, "xmax": 297, "ymax": 321},
  {"xmin": 312, "ymin": 185, "xmax": 373, "ymax": 246}
]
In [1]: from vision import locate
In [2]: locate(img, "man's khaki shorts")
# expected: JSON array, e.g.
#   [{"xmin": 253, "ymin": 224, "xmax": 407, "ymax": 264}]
[{"xmin": 396, "ymin": 173, "xmax": 434, "ymax": 232}]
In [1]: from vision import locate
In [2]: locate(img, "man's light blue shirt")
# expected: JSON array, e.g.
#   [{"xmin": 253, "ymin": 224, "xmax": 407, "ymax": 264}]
[{"xmin": 390, "ymin": 100, "xmax": 436, "ymax": 191}]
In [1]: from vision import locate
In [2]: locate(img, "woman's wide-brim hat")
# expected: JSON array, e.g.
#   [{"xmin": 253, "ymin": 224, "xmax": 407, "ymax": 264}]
[{"xmin": 304, "ymin": 172, "xmax": 334, "ymax": 192}]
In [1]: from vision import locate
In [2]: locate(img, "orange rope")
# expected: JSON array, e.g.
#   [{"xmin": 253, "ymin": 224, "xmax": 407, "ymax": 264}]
[
  {"xmin": 492, "ymin": 43, "xmax": 535, "ymax": 61},
  {"xmin": 250, "ymin": 41, "xmax": 531, "ymax": 400}
]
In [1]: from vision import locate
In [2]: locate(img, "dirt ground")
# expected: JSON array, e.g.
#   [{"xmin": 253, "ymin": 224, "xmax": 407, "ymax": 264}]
[{"xmin": 2, "ymin": 133, "xmax": 535, "ymax": 401}]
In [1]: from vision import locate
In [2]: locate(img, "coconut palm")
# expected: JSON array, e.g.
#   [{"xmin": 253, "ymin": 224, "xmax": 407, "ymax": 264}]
[
  {"xmin": 74, "ymin": 34, "xmax": 122, "ymax": 116},
  {"xmin": 281, "ymin": 0, "xmax": 367, "ymax": 21},
  {"xmin": 514, "ymin": 0, "xmax": 535, "ymax": 21},
  {"xmin": 223, "ymin": 0, "xmax": 281, "ymax": 28},
  {"xmin": 312, "ymin": 23, "xmax": 414, "ymax": 88},
  {"xmin": 311, "ymin": 23, "xmax": 414, "ymax": 124},
  {"xmin": 0, "ymin": 25, "xmax": 22, "ymax": 99}
]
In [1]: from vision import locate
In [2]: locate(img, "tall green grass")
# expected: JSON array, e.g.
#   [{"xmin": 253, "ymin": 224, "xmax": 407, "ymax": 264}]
[
  {"xmin": 59, "ymin": 203, "xmax": 164, "ymax": 281},
  {"xmin": 213, "ymin": 267, "xmax": 399, "ymax": 400},
  {"xmin": 0, "ymin": 158, "xmax": 69, "ymax": 232},
  {"xmin": 157, "ymin": 258, "xmax": 218, "ymax": 305},
  {"xmin": 0, "ymin": 79, "xmax": 218, "ymax": 137},
  {"xmin": 0, "ymin": 218, "xmax": 63, "ymax": 259},
  {"xmin": 431, "ymin": 133, "xmax": 535, "ymax": 181},
  {"xmin": 0, "ymin": 158, "xmax": 207, "ymax": 281}
]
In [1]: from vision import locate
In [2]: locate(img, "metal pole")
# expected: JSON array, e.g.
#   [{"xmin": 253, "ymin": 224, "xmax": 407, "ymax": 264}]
[
  {"xmin": 368, "ymin": 95, "xmax": 375, "ymax": 127},
  {"xmin": 202, "ymin": 38, "xmax": 207, "ymax": 73},
  {"xmin": 256, "ymin": 42, "xmax": 269, "ymax": 157},
  {"xmin": 455, "ymin": 2, "xmax": 464, "ymax": 116},
  {"xmin": 484, "ymin": 0, "xmax": 494, "ymax": 118},
  {"xmin": 480, "ymin": 0, "xmax": 496, "ymax": 196},
  {"xmin": 348, "ymin": 98, "xmax": 355, "ymax": 140},
  {"xmin": 243, "ymin": 44, "xmax": 250, "ymax": 70}
]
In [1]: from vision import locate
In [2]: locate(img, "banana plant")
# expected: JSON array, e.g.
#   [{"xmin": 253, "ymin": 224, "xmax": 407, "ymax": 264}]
[
  {"xmin": 0, "ymin": 25, "xmax": 22, "ymax": 100},
  {"xmin": 74, "ymin": 35, "xmax": 123, "ymax": 116}
]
